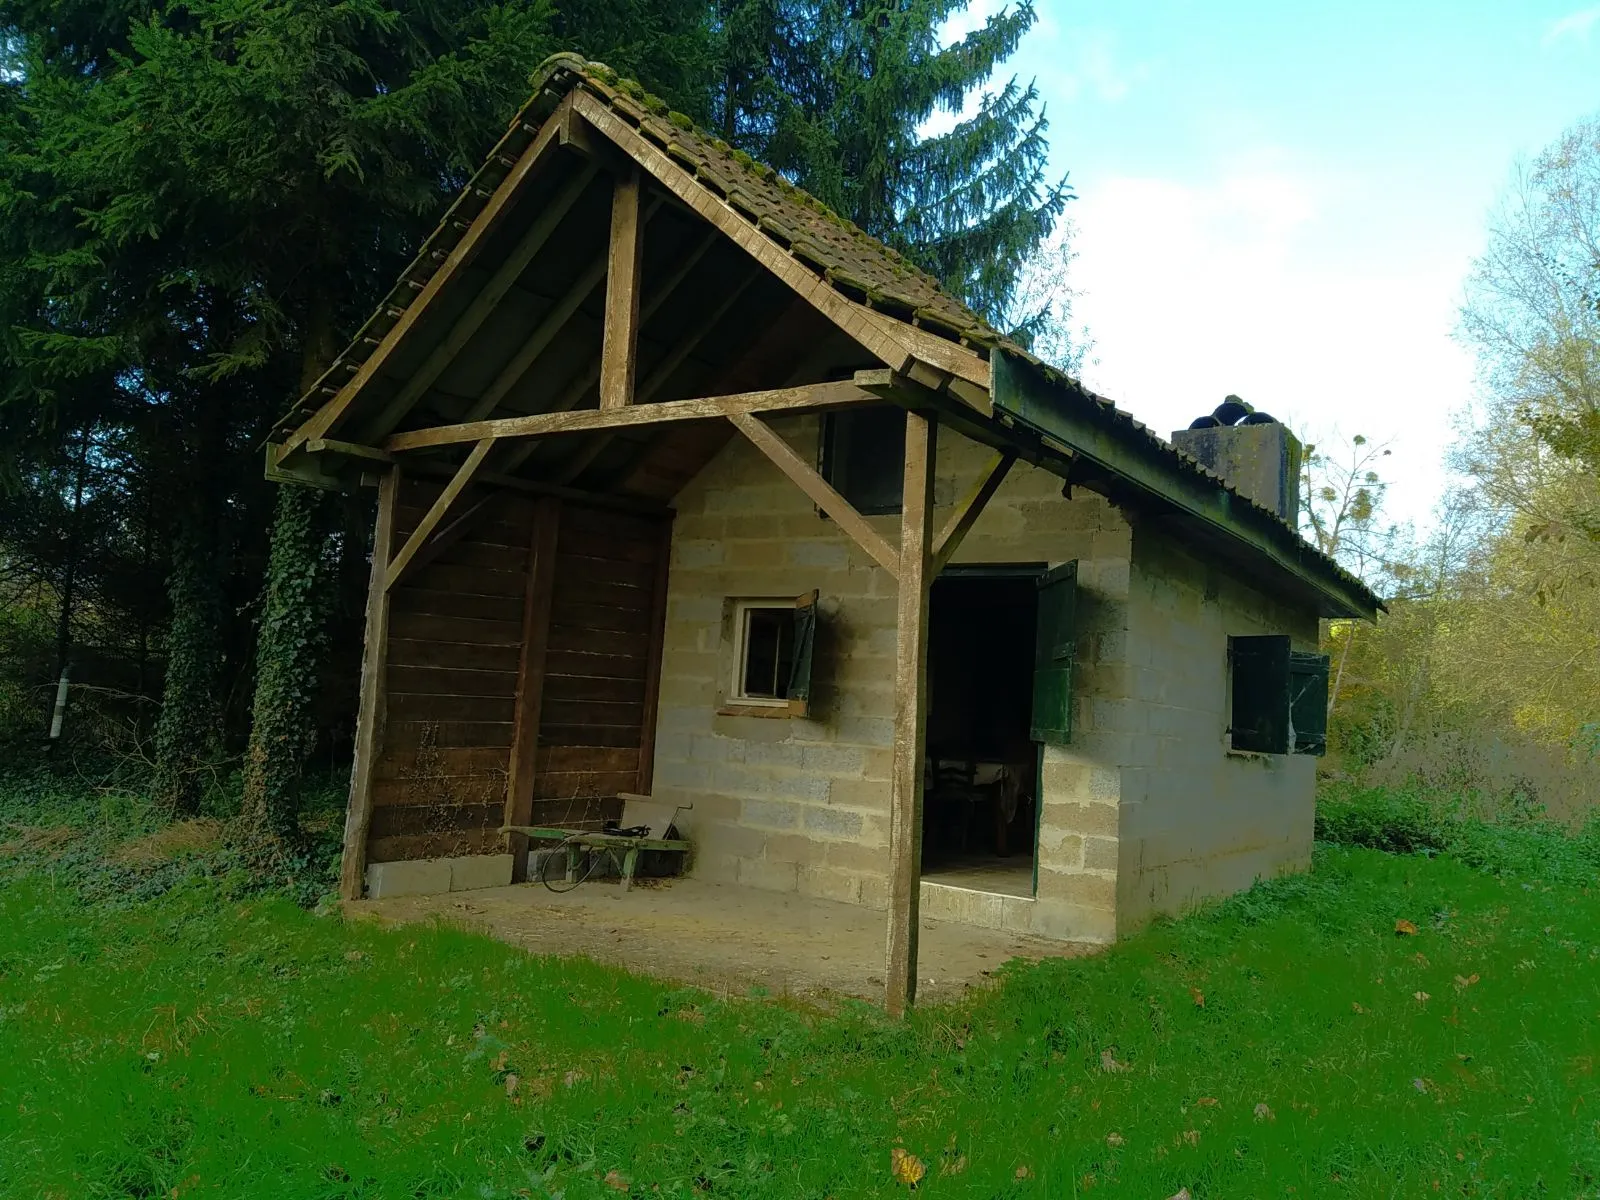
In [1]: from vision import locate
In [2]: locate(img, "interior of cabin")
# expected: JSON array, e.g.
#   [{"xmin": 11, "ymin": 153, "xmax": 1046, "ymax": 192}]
[{"xmin": 921, "ymin": 568, "xmax": 1041, "ymax": 898}]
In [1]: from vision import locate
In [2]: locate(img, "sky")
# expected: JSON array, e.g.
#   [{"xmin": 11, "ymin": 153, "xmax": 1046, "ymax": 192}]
[{"xmin": 948, "ymin": 0, "xmax": 1600, "ymax": 531}]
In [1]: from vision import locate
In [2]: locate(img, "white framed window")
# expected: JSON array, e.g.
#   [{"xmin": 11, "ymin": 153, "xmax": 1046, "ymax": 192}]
[{"xmin": 731, "ymin": 599, "xmax": 801, "ymax": 706}]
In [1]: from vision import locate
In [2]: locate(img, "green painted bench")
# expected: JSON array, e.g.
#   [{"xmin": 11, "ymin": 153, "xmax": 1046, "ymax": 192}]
[{"xmin": 501, "ymin": 825, "xmax": 690, "ymax": 891}]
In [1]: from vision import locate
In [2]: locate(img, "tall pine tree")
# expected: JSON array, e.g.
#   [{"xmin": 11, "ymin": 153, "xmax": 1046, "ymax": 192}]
[{"xmin": 711, "ymin": 0, "xmax": 1068, "ymax": 333}]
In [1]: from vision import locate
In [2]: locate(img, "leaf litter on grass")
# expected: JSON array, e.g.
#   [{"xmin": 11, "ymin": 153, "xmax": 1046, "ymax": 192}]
[{"xmin": 0, "ymin": 843, "xmax": 1598, "ymax": 1197}]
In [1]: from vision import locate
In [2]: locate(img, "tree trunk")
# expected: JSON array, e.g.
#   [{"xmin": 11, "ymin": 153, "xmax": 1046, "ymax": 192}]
[
  {"xmin": 235, "ymin": 482, "xmax": 333, "ymax": 869},
  {"xmin": 46, "ymin": 424, "xmax": 90, "ymax": 748},
  {"xmin": 151, "ymin": 515, "xmax": 226, "ymax": 814}
]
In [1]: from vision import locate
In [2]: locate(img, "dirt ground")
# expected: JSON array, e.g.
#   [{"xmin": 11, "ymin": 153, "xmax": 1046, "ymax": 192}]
[{"xmin": 349, "ymin": 876, "xmax": 1096, "ymax": 1005}]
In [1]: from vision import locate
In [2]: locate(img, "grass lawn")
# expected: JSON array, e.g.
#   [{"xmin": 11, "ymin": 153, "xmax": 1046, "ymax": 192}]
[{"xmin": 1, "ymin": 842, "xmax": 1598, "ymax": 1198}]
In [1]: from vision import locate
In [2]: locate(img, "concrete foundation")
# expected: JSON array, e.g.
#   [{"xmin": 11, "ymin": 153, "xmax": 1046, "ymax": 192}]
[{"xmin": 367, "ymin": 854, "xmax": 513, "ymax": 899}]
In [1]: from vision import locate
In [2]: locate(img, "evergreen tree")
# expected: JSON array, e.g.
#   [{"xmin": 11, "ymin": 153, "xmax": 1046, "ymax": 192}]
[
  {"xmin": 0, "ymin": 1, "xmax": 718, "ymax": 854},
  {"xmin": 711, "ymin": 0, "xmax": 1068, "ymax": 332}
]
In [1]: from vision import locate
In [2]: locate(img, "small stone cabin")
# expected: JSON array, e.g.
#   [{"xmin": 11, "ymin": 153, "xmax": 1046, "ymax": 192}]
[{"xmin": 269, "ymin": 55, "xmax": 1381, "ymax": 1011}]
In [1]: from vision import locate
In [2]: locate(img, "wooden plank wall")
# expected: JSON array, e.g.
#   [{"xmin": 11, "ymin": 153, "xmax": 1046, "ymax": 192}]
[
  {"xmin": 529, "ymin": 504, "xmax": 671, "ymax": 827},
  {"xmin": 366, "ymin": 476, "xmax": 672, "ymax": 866}
]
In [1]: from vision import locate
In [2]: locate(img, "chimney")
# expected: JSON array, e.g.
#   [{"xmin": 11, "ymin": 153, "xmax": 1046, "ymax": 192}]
[{"xmin": 1170, "ymin": 396, "xmax": 1301, "ymax": 525}]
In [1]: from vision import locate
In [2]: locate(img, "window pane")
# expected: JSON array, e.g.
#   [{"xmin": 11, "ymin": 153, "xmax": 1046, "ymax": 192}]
[
  {"xmin": 823, "ymin": 407, "xmax": 905, "ymax": 515},
  {"xmin": 741, "ymin": 608, "xmax": 797, "ymax": 699}
]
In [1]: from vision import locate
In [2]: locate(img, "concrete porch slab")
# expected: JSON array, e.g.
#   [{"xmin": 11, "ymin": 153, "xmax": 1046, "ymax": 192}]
[{"xmin": 347, "ymin": 876, "xmax": 1097, "ymax": 1005}]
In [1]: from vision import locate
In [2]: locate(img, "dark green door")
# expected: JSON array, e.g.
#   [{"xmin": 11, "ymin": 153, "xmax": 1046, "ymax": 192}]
[{"xmin": 1030, "ymin": 561, "xmax": 1078, "ymax": 745}]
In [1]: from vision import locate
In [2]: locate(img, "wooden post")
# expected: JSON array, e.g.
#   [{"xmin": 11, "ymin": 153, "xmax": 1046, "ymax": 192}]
[
  {"xmin": 634, "ymin": 513, "xmax": 675, "ymax": 796},
  {"xmin": 505, "ymin": 496, "xmax": 561, "ymax": 882},
  {"xmin": 599, "ymin": 167, "xmax": 643, "ymax": 410},
  {"xmin": 885, "ymin": 410, "xmax": 935, "ymax": 1016},
  {"xmin": 339, "ymin": 468, "xmax": 400, "ymax": 901}
]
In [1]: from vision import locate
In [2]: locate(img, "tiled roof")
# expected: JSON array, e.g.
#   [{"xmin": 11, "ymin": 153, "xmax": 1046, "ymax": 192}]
[{"xmin": 277, "ymin": 53, "xmax": 1379, "ymax": 615}]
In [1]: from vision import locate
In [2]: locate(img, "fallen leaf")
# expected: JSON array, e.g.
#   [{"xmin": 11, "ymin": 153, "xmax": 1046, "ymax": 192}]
[
  {"xmin": 939, "ymin": 1154, "xmax": 967, "ymax": 1176},
  {"xmin": 1014, "ymin": 1165, "xmax": 1032, "ymax": 1179},
  {"xmin": 604, "ymin": 1170, "xmax": 630, "ymax": 1192},
  {"xmin": 890, "ymin": 1148, "xmax": 926, "ymax": 1187},
  {"xmin": 1412, "ymin": 1077, "xmax": 1428, "ymax": 1093},
  {"xmin": 1105, "ymin": 1132, "xmax": 1125, "ymax": 1147},
  {"xmin": 1170, "ymin": 1190, "xmax": 1193, "ymax": 1200},
  {"xmin": 1351, "ymin": 1002, "xmax": 1366, "ymax": 1014},
  {"xmin": 1197, "ymin": 1096, "xmax": 1219, "ymax": 1107},
  {"xmin": 1454, "ymin": 973, "xmax": 1480, "ymax": 989},
  {"xmin": 1395, "ymin": 919, "xmax": 1420, "ymax": 936},
  {"xmin": 1182, "ymin": 1129, "xmax": 1200, "ymax": 1146},
  {"xmin": 1414, "ymin": 991, "xmax": 1431, "ymax": 1003},
  {"xmin": 563, "ymin": 1069, "xmax": 588, "ymax": 1087},
  {"xmin": 504, "ymin": 1073, "xmax": 519, "ymax": 1097},
  {"xmin": 1099, "ymin": 1048, "xmax": 1129, "ymax": 1074},
  {"xmin": 1189, "ymin": 987, "xmax": 1205, "ymax": 1008},
  {"xmin": 1253, "ymin": 1103, "xmax": 1275, "ymax": 1122}
]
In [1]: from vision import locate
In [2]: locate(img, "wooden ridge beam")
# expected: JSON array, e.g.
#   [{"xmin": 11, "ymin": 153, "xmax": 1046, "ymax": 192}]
[
  {"xmin": 599, "ymin": 167, "xmax": 644, "ymax": 410},
  {"xmin": 885, "ymin": 410, "xmax": 935, "ymax": 1016},
  {"xmin": 283, "ymin": 96, "xmax": 575, "ymax": 454},
  {"xmin": 383, "ymin": 438, "xmax": 495, "ymax": 590},
  {"xmin": 384, "ymin": 381, "xmax": 874, "ymax": 452},
  {"xmin": 931, "ymin": 451, "xmax": 1015, "ymax": 575},
  {"xmin": 727, "ymin": 411, "xmax": 900, "ymax": 578},
  {"xmin": 570, "ymin": 94, "xmax": 991, "ymax": 393}
]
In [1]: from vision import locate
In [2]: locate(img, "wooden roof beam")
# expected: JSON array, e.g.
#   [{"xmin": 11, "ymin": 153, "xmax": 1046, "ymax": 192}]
[
  {"xmin": 383, "ymin": 380, "xmax": 876, "ymax": 452},
  {"xmin": 282, "ymin": 93, "xmax": 577, "ymax": 455},
  {"xmin": 599, "ymin": 166, "xmax": 644, "ymax": 410},
  {"xmin": 569, "ymin": 94, "xmax": 992, "ymax": 395},
  {"xmin": 359, "ymin": 162, "xmax": 600, "ymax": 441},
  {"xmin": 728, "ymin": 412, "xmax": 900, "ymax": 578}
]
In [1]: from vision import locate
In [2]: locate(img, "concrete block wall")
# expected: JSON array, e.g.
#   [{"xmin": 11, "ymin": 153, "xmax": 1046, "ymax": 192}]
[
  {"xmin": 650, "ymin": 414, "xmax": 1134, "ymax": 940},
  {"xmin": 1114, "ymin": 525, "xmax": 1320, "ymax": 932}
]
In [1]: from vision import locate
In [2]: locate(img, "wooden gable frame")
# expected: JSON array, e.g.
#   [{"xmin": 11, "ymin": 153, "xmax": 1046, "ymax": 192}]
[{"xmin": 279, "ymin": 55, "xmax": 1378, "ymax": 1019}]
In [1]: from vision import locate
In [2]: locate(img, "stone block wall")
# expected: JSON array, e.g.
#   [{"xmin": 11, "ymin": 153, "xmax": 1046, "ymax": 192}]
[
  {"xmin": 650, "ymin": 413, "xmax": 1133, "ymax": 940},
  {"xmin": 1113, "ymin": 525, "xmax": 1320, "ymax": 932}
]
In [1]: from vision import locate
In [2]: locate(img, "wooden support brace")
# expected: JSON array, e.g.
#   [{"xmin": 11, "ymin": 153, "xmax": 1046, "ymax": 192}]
[
  {"xmin": 385, "ymin": 381, "xmax": 875, "ymax": 452},
  {"xmin": 599, "ymin": 167, "xmax": 644, "ymax": 410},
  {"xmin": 505, "ymin": 497, "xmax": 561, "ymax": 883},
  {"xmin": 727, "ymin": 412, "xmax": 900, "ymax": 578},
  {"xmin": 931, "ymin": 451, "xmax": 1015, "ymax": 575},
  {"xmin": 885, "ymin": 411, "xmax": 935, "ymax": 1016},
  {"xmin": 339, "ymin": 469, "xmax": 400, "ymax": 900},
  {"xmin": 383, "ymin": 438, "xmax": 495, "ymax": 590}
]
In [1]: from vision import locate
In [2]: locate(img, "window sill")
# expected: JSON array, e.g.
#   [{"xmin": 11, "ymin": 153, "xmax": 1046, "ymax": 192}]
[{"xmin": 716, "ymin": 703, "xmax": 795, "ymax": 719}]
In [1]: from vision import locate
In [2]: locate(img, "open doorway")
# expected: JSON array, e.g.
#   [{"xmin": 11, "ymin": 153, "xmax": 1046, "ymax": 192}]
[{"xmin": 922, "ymin": 567, "xmax": 1042, "ymax": 898}]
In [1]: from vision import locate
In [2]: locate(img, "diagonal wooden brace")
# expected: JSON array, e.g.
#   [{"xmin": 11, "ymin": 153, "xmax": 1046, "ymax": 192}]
[{"xmin": 383, "ymin": 438, "xmax": 496, "ymax": 591}]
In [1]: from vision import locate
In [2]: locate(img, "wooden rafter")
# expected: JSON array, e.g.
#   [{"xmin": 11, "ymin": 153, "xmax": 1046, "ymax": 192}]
[
  {"xmin": 360, "ymin": 164, "xmax": 600, "ymax": 440},
  {"xmin": 886, "ymin": 410, "xmax": 935, "ymax": 1017},
  {"xmin": 384, "ymin": 438, "xmax": 495, "ymax": 590},
  {"xmin": 727, "ymin": 411, "xmax": 900, "ymax": 578},
  {"xmin": 569, "ymin": 95, "xmax": 991, "ymax": 393},
  {"xmin": 494, "ymin": 228, "xmax": 720, "ymax": 476},
  {"xmin": 599, "ymin": 167, "xmax": 644, "ymax": 410},
  {"xmin": 931, "ymin": 451, "xmax": 1015, "ymax": 575},
  {"xmin": 282, "ymin": 94, "xmax": 576, "ymax": 455},
  {"xmin": 551, "ymin": 270, "xmax": 760, "ymax": 485},
  {"xmin": 384, "ymin": 381, "xmax": 874, "ymax": 453}
]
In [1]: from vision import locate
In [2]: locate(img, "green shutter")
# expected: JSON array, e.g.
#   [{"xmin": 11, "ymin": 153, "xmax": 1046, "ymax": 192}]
[
  {"xmin": 1289, "ymin": 651, "xmax": 1330, "ymax": 756},
  {"xmin": 786, "ymin": 590, "xmax": 819, "ymax": 717},
  {"xmin": 1230, "ymin": 635, "xmax": 1291, "ymax": 754},
  {"xmin": 1030, "ymin": 562, "xmax": 1077, "ymax": 745}
]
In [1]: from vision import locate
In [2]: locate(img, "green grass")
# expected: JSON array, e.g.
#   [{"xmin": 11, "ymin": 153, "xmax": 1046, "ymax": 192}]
[{"xmin": 3, "ymin": 841, "xmax": 1599, "ymax": 1199}]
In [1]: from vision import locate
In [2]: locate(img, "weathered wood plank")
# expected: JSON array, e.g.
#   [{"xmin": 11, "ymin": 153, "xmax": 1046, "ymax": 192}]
[
  {"xmin": 388, "ymin": 692, "xmax": 516, "ymax": 724},
  {"xmin": 384, "ymin": 381, "xmax": 875, "ymax": 452},
  {"xmin": 536, "ymin": 723, "xmax": 644, "ymax": 749},
  {"xmin": 599, "ymin": 167, "xmax": 644, "ymax": 410},
  {"xmin": 544, "ymin": 651, "xmax": 650, "ymax": 681},
  {"xmin": 886, "ymin": 410, "xmax": 935, "ymax": 1017},
  {"xmin": 931, "ymin": 451, "xmax": 1015, "ymax": 575},
  {"xmin": 505, "ymin": 497, "xmax": 561, "ymax": 882},
  {"xmin": 535, "ymin": 744, "xmax": 639, "ymax": 774},
  {"xmin": 390, "ymin": 588, "xmax": 525, "ymax": 623},
  {"xmin": 386, "ymin": 612, "xmax": 524, "ymax": 646},
  {"xmin": 341, "ymin": 469, "xmax": 400, "ymax": 900},
  {"xmin": 385, "ymin": 719, "xmax": 515, "ymax": 750},
  {"xmin": 549, "ymin": 602, "xmax": 653, "ymax": 635},
  {"xmin": 635, "ymin": 514, "xmax": 673, "ymax": 794},
  {"xmin": 728, "ymin": 412, "xmax": 900, "ymax": 578},
  {"xmin": 374, "ymin": 746, "xmax": 510, "ymax": 781},
  {"xmin": 385, "ymin": 665, "xmax": 520, "ymax": 698},
  {"xmin": 361, "ymin": 164, "xmax": 600, "ymax": 438},
  {"xmin": 283, "ymin": 97, "xmax": 574, "ymax": 453},
  {"xmin": 385, "ymin": 439, "xmax": 496, "ymax": 591},
  {"xmin": 371, "ymin": 775, "xmax": 506, "ymax": 809},
  {"xmin": 406, "ymin": 562, "xmax": 529, "ymax": 599}
]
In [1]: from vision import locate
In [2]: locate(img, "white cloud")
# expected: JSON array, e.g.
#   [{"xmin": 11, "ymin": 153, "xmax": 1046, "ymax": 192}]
[
  {"xmin": 1046, "ymin": 29, "xmax": 1149, "ymax": 105},
  {"xmin": 1068, "ymin": 168, "xmax": 1475, "ymax": 530},
  {"xmin": 1544, "ymin": 6, "xmax": 1600, "ymax": 45}
]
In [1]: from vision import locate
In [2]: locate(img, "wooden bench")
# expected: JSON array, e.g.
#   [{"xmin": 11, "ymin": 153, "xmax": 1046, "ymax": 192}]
[{"xmin": 500, "ymin": 825, "xmax": 690, "ymax": 891}]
